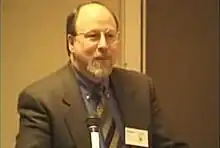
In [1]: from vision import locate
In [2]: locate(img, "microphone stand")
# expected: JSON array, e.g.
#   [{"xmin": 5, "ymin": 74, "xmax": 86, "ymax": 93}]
[{"xmin": 86, "ymin": 116, "xmax": 101, "ymax": 148}]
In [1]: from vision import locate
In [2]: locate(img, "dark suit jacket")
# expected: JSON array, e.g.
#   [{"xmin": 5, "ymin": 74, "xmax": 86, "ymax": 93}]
[{"xmin": 15, "ymin": 63, "xmax": 188, "ymax": 148}]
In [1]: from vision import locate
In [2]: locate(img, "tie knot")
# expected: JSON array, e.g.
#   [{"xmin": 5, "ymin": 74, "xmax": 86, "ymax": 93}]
[{"xmin": 92, "ymin": 83, "xmax": 105, "ymax": 97}]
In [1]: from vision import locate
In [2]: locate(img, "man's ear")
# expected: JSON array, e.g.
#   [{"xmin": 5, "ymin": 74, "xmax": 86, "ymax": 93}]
[{"xmin": 67, "ymin": 34, "xmax": 75, "ymax": 53}]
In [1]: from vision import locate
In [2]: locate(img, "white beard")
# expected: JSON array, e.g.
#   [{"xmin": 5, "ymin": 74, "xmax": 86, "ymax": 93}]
[
  {"xmin": 70, "ymin": 52, "xmax": 114, "ymax": 79},
  {"xmin": 86, "ymin": 59, "xmax": 113, "ymax": 78}
]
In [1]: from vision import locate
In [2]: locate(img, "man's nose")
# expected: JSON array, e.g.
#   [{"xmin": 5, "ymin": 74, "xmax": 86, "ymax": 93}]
[{"xmin": 97, "ymin": 32, "xmax": 108, "ymax": 51}]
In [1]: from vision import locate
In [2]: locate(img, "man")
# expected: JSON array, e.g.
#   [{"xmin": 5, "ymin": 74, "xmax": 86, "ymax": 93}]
[{"xmin": 15, "ymin": 1, "xmax": 188, "ymax": 148}]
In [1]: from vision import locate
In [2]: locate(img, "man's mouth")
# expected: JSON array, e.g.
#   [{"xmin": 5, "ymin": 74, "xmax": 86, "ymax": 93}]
[{"xmin": 95, "ymin": 56, "xmax": 110, "ymax": 60}]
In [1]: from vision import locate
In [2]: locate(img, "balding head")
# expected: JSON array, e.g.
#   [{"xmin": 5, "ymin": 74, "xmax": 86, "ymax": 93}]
[{"xmin": 75, "ymin": 3, "xmax": 117, "ymax": 33}]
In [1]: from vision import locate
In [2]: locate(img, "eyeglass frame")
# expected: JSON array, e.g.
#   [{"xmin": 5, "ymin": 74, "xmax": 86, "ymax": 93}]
[{"xmin": 72, "ymin": 29, "xmax": 120, "ymax": 46}]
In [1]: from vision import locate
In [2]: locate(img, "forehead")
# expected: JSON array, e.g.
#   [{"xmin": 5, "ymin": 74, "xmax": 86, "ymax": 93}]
[{"xmin": 75, "ymin": 4, "xmax": 117, "ymax": 32}]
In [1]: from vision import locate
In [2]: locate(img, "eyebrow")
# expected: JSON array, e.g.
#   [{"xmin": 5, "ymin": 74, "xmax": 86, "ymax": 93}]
[{"xmin": 85, "ymin": 28, "xmax": 117, "ymax": 33}]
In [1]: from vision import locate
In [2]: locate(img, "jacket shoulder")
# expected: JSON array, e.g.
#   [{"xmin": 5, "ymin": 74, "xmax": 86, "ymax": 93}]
[{"xmin": 113, "ymin": 67, "xmax": 153, "ymax": 82}]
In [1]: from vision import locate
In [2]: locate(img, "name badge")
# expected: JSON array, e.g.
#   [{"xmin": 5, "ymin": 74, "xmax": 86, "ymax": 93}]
[{"xmin": 125, "ymin": 127, "xmax": 149, "ymax": 147}]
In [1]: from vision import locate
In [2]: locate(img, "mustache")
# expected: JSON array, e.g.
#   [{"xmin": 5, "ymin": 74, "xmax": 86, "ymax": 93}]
[{"xmin": 94, "ymin": 56, "xmax": 111, "ymax": 60}]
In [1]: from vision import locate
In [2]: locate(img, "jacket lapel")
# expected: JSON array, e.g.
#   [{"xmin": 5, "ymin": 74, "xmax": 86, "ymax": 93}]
[
  {"xmin": 61, "ymin": 64, "xmax": 90, "ymax": 148},
  {"xmin": 111, "ymin": 68, "xmax": 151, "ymax": 148},
  {"xmin": 110, "ymin": 68, "xmax": 150, "ymax": 130},
  {"xmin": 110, "ymin": 68, "xmax": 135, "ymax": 127}
]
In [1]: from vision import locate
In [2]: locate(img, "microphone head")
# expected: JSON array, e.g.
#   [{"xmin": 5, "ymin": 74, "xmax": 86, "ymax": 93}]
[{"xmin": 85, "ymin": 115, "xmax": 101, "ymax": 128}]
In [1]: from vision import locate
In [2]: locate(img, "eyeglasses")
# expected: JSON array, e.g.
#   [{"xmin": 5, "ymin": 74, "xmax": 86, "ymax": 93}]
[{"xmin": 75, "ymin": 30, "xmax": 119, "ymax": 46}]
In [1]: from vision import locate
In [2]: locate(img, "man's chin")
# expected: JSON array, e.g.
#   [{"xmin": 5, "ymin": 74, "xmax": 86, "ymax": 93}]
[
  {"xmin": 93, "ymin": 69, "xmax": 112, "ymax": 78},
  {"xmin": 87, "ymin": 66, "xmax": 112, "ymax": 79},
  {"xmin": 87, "ymin": 60, "xmax": 113, "ymax": 78}
]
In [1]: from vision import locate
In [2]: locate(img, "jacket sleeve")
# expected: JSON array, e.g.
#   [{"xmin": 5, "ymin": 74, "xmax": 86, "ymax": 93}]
[
  {"xmin": 15, "ymin": 91, "xmax": 52, "ymax": 148},
  {"xmin": 148, "ymin": 79, "xmax": 189, "ymax": 148}
]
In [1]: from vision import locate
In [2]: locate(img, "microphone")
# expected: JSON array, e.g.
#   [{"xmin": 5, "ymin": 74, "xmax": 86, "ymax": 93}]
[{"xmin": 86, "ymin": 116, "xmax": 101, "ymax": 148}]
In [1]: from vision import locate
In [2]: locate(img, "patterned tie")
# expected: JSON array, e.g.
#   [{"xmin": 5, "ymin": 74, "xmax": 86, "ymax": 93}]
[{"xmin": 93, "ymin": 87, "xmax": 121, "ymax": 148}]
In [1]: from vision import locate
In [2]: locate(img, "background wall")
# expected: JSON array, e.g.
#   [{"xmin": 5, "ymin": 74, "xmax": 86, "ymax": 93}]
[{"xmin": 147, "ymin": 0, "xmax": 219, "ymax": 147}]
